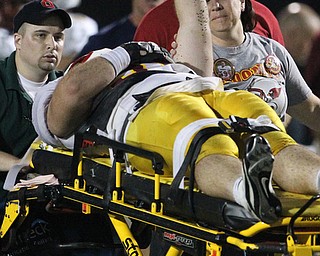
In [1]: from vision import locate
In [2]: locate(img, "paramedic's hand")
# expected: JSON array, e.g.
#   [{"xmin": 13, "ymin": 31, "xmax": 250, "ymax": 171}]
[{"xmin": 121, "ymin": 41, "xmax": 174, "ymax": 66}]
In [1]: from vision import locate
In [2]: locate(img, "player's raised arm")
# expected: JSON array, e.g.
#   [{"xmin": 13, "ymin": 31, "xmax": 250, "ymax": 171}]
[{"xmin": 174, "ymin": 0, "xmax": 213, "ymax": 77}]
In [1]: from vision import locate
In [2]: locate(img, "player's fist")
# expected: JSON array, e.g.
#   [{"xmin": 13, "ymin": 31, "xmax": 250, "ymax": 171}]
[{"xmin": 120, "ymin": 41, "xmax": 174, "ymax": 66}]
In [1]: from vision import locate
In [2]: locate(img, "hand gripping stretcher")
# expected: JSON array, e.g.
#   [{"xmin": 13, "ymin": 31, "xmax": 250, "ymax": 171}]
[{"xmin": 1, "ymin": 125, "xmax": 320, "ymax": 256}]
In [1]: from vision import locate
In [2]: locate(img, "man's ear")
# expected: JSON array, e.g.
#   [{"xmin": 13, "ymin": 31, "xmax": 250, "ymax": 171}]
[
  {"xmin": 14, "ymin": 33, "xmax": 22, "ymax": 50},
  {"xmin": 240, "ymin": 0, "xmax": 245, "ymax": 12}
]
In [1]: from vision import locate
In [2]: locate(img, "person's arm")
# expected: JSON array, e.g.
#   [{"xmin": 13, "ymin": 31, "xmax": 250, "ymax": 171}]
[
  {"xmin": 287, "ymin": 93, "xmax": 320, "ymax": 132},
  {"xmin": 173, "ymin": 0, "xmax": 213, "ymax": 77},
  {"xmin": 47, "ymin": 44, "xmax": 173, "ymax": 138},
  {"xmin": 47, "ymin": 55, "xmax": 118, "ymax": 138},
  {"xmin": 0, "ymin": 151, "xmax": 20, "ymax": 172},
  {"xmin": 252, "ymin": 0, "xmax": 284, "ymax": 46},
  {"xmin": 47, "ymin": 0, "xmax": 212, "ymax": 138}
]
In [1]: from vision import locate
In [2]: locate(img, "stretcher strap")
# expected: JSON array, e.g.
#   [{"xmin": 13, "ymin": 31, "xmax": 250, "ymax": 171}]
[
  {"xmin": 168, "ymin": 115, "xmax": 279, "ymax": 221},
  {"xmin": 172, "ymin": 118, "xmax": 223, "ymax": 184},
  {"xmin": 166, "ymin": 127, "xmax": 223, "ymax": 219}
]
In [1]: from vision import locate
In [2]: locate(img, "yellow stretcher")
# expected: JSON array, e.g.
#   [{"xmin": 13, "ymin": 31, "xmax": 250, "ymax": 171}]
[{"xmin": 1, "ymin": 131, "xmax": 320, "ymax": 256}]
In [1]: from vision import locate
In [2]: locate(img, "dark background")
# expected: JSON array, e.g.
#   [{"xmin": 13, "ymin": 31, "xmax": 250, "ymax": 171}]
[
  {"xmin": 74, "ymin": 0, "xmax": 132, "ymax": 28},
  {"xmin": 74, "ymin": 0, "xmax": 320, "ymax": 29},
  {"xmin": 258, "ymin": 0, "xmax": 320, "ymax": 16}
]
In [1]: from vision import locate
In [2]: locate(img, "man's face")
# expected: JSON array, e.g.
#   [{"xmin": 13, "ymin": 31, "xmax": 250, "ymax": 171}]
[
  {"xmin": 207, "ymin": 0, "xmax": 244, "ymax": 34},
  {"xmin": 15, "ymin": 15, "xmax": 65, "ymax": 74}
]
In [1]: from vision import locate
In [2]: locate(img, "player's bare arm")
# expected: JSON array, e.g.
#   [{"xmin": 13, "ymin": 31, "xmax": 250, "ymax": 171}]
[
  {"xmin": 47, "ymin": 57, "xmax": 116, "ymax": 138},
  {"xmin": 174, "ymin": 0, "xmax": 213, "ymax": 77}
]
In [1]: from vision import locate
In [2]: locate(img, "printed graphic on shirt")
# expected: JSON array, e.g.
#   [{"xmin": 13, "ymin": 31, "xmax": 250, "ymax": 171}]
[
  {"xmin": 215, "ymin": 55, "xmax": 287, "ymax": 119},
  {"xmin": 213, "ymin": 58, "xmax": 235, "ymax": 81}
]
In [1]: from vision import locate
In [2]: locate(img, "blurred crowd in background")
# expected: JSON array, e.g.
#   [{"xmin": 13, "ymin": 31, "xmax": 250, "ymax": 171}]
[
  {"xmin": 1, "ymin": 0, "xmax": 320, "ymax": 64},
  {"xmin": 259, "ymin": 0, "xmax": 320, "ymax": 15}
]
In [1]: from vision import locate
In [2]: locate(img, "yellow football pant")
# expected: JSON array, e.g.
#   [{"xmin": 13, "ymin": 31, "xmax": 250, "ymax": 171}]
[{"xmin": 126, "ymin": 90, "xmax": 296, "ymax": 176}]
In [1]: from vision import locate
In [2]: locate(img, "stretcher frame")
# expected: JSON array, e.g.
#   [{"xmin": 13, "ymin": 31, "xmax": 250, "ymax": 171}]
[{"xmin": 1, "ymin": 131, "xmax": 320, "ymax": 256}]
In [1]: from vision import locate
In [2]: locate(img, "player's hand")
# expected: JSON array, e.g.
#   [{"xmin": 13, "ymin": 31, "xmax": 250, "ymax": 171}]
[
  {"xmin": 120, "ymin": 41, "xmax": 174, "ymax": 66},
  {"xmin": 170, "ymin": 34, "xmax": 178, "ymax": 57}
]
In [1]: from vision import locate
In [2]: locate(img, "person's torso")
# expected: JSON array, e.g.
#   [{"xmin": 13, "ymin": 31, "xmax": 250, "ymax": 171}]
[
  {"xmin": 78, "ymin": 16, "xmax": 137, "ymax": 57},
  {"xmin": 212, "ymin": 32, "xmax": 310, "ymax": 120},
  {"xmin": 0, "ymin": 53, "xmax": 62, "ymax": 157}
]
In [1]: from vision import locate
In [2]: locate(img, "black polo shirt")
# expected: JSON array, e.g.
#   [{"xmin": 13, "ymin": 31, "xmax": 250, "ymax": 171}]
[{"xmin": 0, "ymin": 51, "xmax": 63, "ymax": 158}]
